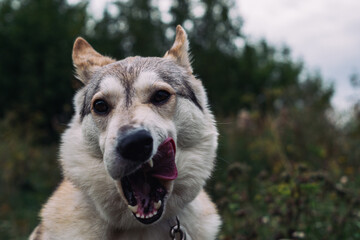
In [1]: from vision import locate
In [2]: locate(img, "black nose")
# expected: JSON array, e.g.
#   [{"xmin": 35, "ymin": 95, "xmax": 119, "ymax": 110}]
[{"xmin": 117, "ymin": 129, "xmax": 153, "ymax": 162}]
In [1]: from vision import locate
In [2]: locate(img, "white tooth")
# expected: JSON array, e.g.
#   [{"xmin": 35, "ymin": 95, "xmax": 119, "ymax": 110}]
[
  {"xmin": 153, "ymin": 210, "xmax": 158, "ymax": 216},
  {"xmin": 149, "ymin": 213, "xmax": 153, "ymax": 218},
  {"xmin": 148, "ymin": 159, "xmax": 154, "ymax": 168},
  {"xmin": 154, "ymin": 200, "xmax": 161, "ymax": 210},
  {"xmin": 136, "ymin": 213, "xmax": 140, "ymax": 218},
  {"xmin": 145, "ymin": 215, "xmax": 149, "ymax": 219},
  {"xmin": 141, "ymin": 214, "xmax": 145, "ymax": 219},
  {"xmin": 128, "ymin": 205, "xmax": 138, "ymax": 213}
]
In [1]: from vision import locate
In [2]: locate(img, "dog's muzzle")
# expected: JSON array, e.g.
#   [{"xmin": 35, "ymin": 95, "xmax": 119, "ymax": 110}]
[{"xmin": 113, "ymin": 129, "xmax": 178, "ymax": 225}]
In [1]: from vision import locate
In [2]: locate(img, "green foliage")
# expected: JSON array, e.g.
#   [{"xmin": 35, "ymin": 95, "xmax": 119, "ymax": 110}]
[
  {"xmin": 89, "ymin": 0, "xmax": 168, "ymax": 59},
  {"xmin": 214, "ymin": 159, "xmax": 360, "ymax": 239},
  {"xmin": 210, "ymin": 100, "xmax": 360, "ymax": 239},
  {"xmin": 0, "ymin": 0, "xmax": 88, "ymax": 141},
  {"xmin": 0, "ymin": 115, "xmax": 60, "ymax": 239}
]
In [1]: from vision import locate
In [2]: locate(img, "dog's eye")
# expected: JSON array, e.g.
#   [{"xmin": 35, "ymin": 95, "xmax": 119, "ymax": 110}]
[
  {"xmin": 150, "ymin": 90, "xmax": 171, "ymax": 105},
  {"xmin": 93, "ymin": 100, "xmax": 109, "ymax": 114}
]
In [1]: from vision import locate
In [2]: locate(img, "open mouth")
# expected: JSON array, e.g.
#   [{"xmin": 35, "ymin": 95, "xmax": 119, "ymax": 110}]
[{"xmin": 119, "ymin": 137, "xmax": 177, "ymax": 224}]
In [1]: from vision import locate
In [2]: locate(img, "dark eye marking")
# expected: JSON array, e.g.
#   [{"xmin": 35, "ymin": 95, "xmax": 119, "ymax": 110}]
[
  {"xmin": 93, "ymin": 99, "xmax": 109, "ymax": 115},
  {"xmin": 157, "ymin": 71, "xmax": 203, "ymax": 111},
  {"xmin": 150, "ymin": 90, "xmax": 171, "ymax": 105}
]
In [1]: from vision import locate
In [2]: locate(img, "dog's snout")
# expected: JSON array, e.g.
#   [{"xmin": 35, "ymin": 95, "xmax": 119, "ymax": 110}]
[{"xmin": 118, "ymin": 129, "xmax": 153, "ymax": 162}]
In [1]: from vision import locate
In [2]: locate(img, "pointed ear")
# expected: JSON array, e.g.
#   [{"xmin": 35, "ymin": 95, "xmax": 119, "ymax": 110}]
[
  {"xmin": 164, "ymin": 25, "xmax": 192, "ymax": 73},
  {"xmin": 72, "ymin": 37, "xmax": 115, "ymax": 84}
]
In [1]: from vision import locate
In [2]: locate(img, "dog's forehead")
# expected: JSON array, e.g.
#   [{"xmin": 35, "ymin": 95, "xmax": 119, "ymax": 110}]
[
  {"xmin": 98, "ymin": 75, "xmax": 124, "ymax": 93},
  {"xmin": 97, "ymin": 56, "xmax": 186, "ymax": 87},
  {"xmin": 97, "ymin": 71, "xmax": 160, "ymax": 98},
  {"xmin": 99, "ymin": 66, "xmax": 161, "ymax": 91}
]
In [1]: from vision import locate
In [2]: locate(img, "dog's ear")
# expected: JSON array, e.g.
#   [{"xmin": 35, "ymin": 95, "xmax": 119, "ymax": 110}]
[
  {"xmin": 72, "ymin": 37, "xmax": 115, "ymax": 84},
  {"xmin": 164, "ymin": 25, "xmax": 192, "ymax": 73}
]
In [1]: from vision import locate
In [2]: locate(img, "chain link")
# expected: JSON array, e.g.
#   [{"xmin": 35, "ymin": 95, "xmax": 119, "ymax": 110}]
[{"xmin": 169, "ymin": 216, "xmax": 186, "ymax": 240}]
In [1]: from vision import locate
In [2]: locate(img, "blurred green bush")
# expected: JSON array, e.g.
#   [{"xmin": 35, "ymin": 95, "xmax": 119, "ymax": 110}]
[
  {"xmin": 0, "ymin": 114, "xmax": 60, "ymax": 239},
  {"xmin": 211, "ymin": 106, "xmax": 360, "ymax": 239}
]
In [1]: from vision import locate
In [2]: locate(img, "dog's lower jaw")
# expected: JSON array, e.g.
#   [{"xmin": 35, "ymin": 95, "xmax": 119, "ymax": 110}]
[
  {"xmin": 115, "ymin": 179, "xmax": 174, "ymax": 225},
  {"xmin": 106, "ymin": 187, "xmax": 221, "ymax": 239}
]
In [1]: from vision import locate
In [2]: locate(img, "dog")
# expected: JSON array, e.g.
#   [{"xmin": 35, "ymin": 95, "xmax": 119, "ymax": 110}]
[{"xmin": 30, "ymin": 25, "xmax": 221, "ymax": 240}]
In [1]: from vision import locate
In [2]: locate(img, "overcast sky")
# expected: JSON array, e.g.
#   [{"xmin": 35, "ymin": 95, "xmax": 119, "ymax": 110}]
[
  {"xmin": 69, "ymin": 0, "xmax": 360, "ymax": 112},
  {"xmin": 238, "ymin": 0, "xmax": 360, "ymax": 111}
]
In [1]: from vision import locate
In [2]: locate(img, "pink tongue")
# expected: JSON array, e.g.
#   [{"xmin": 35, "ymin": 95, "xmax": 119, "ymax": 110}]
[{"xmin": 149, "ymin": 138, "xmax": 177, "ymax": 180}]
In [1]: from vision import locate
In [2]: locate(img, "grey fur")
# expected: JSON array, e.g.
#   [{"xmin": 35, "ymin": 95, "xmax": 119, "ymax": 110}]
[{"xmin": 79, "ymin": 57, "xmax": 202, "ymax": 122}]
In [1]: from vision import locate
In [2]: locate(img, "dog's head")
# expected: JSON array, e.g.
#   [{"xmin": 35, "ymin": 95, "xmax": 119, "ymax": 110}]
[{"xmin": 61, "ymin": 26, "xmax": 218, "ymax": 226}]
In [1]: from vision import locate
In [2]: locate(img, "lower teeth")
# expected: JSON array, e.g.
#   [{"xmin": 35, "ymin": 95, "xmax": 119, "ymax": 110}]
[{"xmin": 135, "ymin": 209, "xmax": 158, "ymax": 219}]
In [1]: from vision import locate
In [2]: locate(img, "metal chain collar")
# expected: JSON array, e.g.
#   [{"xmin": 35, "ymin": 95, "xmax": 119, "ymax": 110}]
[{"xmin": 169, "ymin": 216, "xmax": 186, "ymax": 240}]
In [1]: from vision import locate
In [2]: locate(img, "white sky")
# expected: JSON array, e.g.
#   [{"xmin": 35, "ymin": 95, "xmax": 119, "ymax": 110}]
[
  {"xmin": 238, "ymin": 0, "xmax": 360, "ymax": 111},
  {"xmin": 68, "ymin": 0, "xmax": 360, "ymax": 112}
]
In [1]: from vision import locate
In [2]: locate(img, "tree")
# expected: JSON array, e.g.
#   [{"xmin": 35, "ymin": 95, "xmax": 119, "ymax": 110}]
[
  {"xmin": 90, "ymin": 0, "xmax": 168, "ymax": 59},
  {"xmin": 0, "ymin": 0, "xmax": 88, "ymax": 141}
]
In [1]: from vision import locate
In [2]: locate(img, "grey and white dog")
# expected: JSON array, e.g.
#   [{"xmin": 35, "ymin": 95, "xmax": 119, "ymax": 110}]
[{"xmin": 30, "ymin": 25, "xmax": 221, "ymax": 240}]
